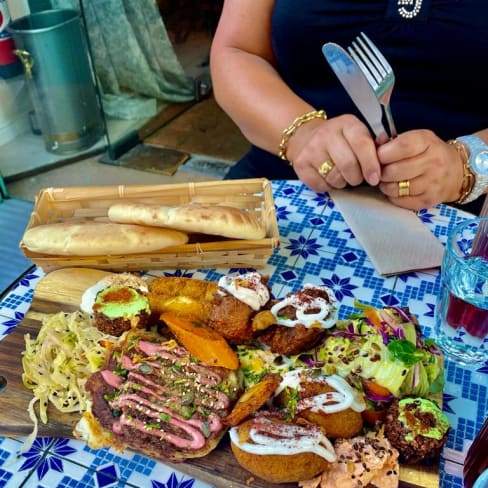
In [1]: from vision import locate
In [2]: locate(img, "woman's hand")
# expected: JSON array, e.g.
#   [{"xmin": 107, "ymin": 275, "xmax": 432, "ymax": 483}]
[
  {"xmin": 377, "ymin": 130, "xmax": 463, "ymax": 210},
  {"xmin": 286, "ymin": 114, "xmax": 381, "ymax": 193}
]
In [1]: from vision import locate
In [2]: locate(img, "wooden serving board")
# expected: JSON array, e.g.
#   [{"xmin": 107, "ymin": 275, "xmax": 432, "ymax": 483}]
[{"xmin": 0, "ymin": 268, "xmax": 439, "ymax": 488}]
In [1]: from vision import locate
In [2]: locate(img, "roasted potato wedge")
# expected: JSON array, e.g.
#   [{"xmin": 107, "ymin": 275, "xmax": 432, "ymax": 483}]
[
  {"xmin": 251, "ymin": 310, "xmax": 276, "ymax": 331},
  {"xmin": 160, "ymin": 312, "xmax": 239, "ymax": 370},
  {"xmin": 223, "ymin": 373, "xmax": 282, "ymax": 426}
]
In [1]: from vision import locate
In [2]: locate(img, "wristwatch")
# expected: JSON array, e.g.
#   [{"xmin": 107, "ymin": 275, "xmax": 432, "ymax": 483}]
[{"xmin": 457, "ymin": 134, "xmax": 488, "ymax": 204}]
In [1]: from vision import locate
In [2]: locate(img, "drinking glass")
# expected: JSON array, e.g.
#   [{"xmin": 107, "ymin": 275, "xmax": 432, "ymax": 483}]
[{"xmin": 434, "ymin": 217, "xmax": 488, "ymax": 366}]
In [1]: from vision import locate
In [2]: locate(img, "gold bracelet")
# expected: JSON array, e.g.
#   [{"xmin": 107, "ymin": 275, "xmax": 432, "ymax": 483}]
[
  {"xmin": 278, "ymin": 109, "xmax": 327, "ymax": 165},
  {"xmin": 448, "ymin": 139, "xmax": 476, "ymax": 203}
]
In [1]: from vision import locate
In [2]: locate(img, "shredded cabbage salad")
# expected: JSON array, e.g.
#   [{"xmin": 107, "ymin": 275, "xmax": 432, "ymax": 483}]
[{"xmin": 22, "ymin": 311, "xmax": 111, "ymax": 425}]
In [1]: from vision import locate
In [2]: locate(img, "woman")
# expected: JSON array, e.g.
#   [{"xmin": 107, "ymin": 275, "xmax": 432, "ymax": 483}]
[{"xmin": 210, "ymin": 1, "xmax": 488, "ymax": 213}]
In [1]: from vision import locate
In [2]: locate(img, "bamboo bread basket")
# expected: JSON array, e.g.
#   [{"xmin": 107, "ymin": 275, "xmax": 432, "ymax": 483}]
[{"xmin": 20, "ymin": 178, "xmax": 280, "ymax": 272}]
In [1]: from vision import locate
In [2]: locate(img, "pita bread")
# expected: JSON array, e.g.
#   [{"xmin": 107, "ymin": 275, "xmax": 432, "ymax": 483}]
[
  {"xmin": 21, "ymin": 221, "xmax": 188, "ymax": 256},
  {"xmin": 108, "ymin": 202, "xmax": 266, "ymax": 240}
]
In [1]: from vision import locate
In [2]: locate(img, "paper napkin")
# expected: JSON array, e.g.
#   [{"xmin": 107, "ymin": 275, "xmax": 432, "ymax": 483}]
[{"xmin": 329, "ymin": 187, "xmax": 444, "ymax": 276}]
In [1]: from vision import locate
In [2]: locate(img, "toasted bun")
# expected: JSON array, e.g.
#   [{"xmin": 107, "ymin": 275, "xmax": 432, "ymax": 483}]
[
  {"xmin": 108, "ymin": 202, "xmax": 266, "ymax": 240},
  {"xmin": 21, "ymin": 221, "xmax": 188, "ymax": 255},
  {"xmin": 74, "ymin": 411, "xmax": 116, "ymax": 450},
  {"xmin": 229, "ymin": 417, "xmax": 334, "ymax": 483},
  {"xmin": 74, "ymin": 410, "xmax": 226, "ymax": 461},
  {"xmin": 300, "ymin": 408, "xmax": 364, "ymax": 439},
  {"xmin": 230, "ymin": 432, "xmax": 330, "ymax": 483}
]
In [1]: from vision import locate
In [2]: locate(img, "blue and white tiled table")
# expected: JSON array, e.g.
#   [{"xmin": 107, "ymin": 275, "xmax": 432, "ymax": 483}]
[{"xmin": 0, "ymin": 180, "xmax": 486, "ymax": 488}]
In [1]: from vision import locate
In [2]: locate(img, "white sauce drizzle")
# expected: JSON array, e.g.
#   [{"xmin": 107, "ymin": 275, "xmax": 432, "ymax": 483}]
[
  {"xmin": 229, "ymin": 417, "xmax": 337, "ymax": 462},
  {"xmin": 273, "ymin": 368, "xmax": 305, "ymax": 396},
  {"xmin": 270, "ymin": 284, "xmax": 337, "ymax": 328},
  {"xmin": 274, "ymin": 369, "xmax": 366, "ymax": 414},
  {"xmin": 217, "ymin": 272, "xmax": 270, "ymax": 311}
]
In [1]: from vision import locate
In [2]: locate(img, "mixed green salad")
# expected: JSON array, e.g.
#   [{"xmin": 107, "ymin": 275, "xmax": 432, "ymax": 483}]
[
  {"xmin": 237, "ymin": 300, "xmax": 444, "ymax": 403},
  {"xmin": 314, "ymin": 300, "xmax": 444, "ymax": 399}
]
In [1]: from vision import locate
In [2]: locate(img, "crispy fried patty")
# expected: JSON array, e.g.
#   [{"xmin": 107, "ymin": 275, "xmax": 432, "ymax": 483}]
[
  {"xmin": 384, "ymin": 399, "xmax": 448, "ymax": 464},
  {"xmin": 258, "ymin": 323, "xmax": 326, "ymax": 355},
  {"xmin": 208, "ymin": 294, "xmax": 255, "ymax": 344},
  {"xmin": 94, "ymin": 310, "xmax": 149, "ymax": 336},
  {"xmin": 93, "ymin": 286, "xmax": 150, "ymax": 337}
]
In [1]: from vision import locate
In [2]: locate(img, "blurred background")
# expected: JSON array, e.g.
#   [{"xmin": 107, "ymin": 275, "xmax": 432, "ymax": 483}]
[{"xmin": 0, "ymin": 0, "xmax": 249, "ymax": 187}]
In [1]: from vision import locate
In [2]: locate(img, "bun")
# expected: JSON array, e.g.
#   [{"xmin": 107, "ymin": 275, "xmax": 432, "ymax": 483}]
[
  {"xmin": 108, "ymin": 202, "xmax": 266, "ymax": 240},
  {"xmin": 231, "ymin": 442, "xmax": 329, "ymax": 484},
  {"xmin": 75, "ymin": 401, "xmax": 226, "ymax": 462},
  {"xmin": 229, "ymin": 417, "xmax": 333, "ymax": 483},
  {"xmin": 21, "ymin": 221, "xmax": 188, "ymax": 255}
]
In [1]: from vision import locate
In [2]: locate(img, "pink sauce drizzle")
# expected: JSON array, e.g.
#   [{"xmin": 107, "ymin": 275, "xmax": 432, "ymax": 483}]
[{"xmin": 101, "ymin": 339, "xmax": 230, "ymax": 451}]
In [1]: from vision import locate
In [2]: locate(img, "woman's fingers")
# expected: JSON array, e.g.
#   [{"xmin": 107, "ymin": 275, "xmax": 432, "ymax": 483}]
[
  {"xmin": 377, "ymin": 130, "xmax": 464, "ymax": 210},
  {"xmin": 290, "ymin": 114, "xmax": 380, "ymax": 191}
]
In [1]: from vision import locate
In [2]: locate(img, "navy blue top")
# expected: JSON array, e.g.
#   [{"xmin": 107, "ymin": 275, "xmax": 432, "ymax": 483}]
[{"xmin": 226, "ymin": 0, "xmax": 488, "ymax": 211}]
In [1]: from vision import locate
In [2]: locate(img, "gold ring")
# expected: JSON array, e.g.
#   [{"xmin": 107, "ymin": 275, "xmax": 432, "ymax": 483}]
[
  {"xmin": 318, "ymin": 160, "xmax": 335, "ymax": 177},
  {"xmin": 398, "ymin": 180, "xmax": 410, "ymax": 197}
]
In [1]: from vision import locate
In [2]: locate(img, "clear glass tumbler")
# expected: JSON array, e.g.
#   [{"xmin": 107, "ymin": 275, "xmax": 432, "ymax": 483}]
[{"xmin": 434, "ymin": 217, "xmax": 488, "ymax": 366}]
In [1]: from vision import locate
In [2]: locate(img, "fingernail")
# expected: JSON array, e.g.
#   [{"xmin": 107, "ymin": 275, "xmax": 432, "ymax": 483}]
[{"xmin": 368, "ymin": 172, "xmax": 380, "ymax": 186}]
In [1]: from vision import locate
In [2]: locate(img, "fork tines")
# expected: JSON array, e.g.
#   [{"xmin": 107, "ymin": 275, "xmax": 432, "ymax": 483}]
[{"xmin": 348, "ymin": 32, "xmax": 390, "ymax": 89}]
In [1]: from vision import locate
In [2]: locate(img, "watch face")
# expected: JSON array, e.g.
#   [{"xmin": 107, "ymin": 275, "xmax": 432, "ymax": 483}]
[{"xmin": 473, "ymin": 150, "xmax": 488, "ymax": 175}]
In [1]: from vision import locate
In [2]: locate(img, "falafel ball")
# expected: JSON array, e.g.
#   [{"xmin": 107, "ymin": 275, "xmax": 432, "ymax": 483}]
[
  {"xmin": 384, "ymin": 397, "xmax": 450, "ymax": 464},
  {"xmin": 93, "ymin": 285, "xmax": 151, "ymax": 336}
]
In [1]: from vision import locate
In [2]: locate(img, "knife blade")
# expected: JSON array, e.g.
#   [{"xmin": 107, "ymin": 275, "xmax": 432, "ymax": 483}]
[{"xmin": 322, "ymin": 42, "xmax": 389, "ymax": 145}]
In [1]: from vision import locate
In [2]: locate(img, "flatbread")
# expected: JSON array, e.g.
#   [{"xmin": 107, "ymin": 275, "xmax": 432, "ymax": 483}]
[
  {"xmin": 107, "ymin": 202, "xmax": 266, "ymax": 240},
  {"xmin": 21, "ymin": 221, "xmax": 188, "ymax": 256}
]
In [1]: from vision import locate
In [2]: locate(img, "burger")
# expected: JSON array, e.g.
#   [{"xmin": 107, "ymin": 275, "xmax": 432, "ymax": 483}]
[
  {"xmin": 229, "ymin": 414, "xmax": 336, "ymax": 483},
  {"xmin": 75, "ymin": 331, "xmax": 242, "ymax": 461}
]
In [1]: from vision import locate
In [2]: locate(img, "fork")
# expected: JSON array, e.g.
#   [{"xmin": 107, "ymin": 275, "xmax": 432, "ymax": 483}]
[{"xmin": 348, "ymin": 32, "xmax": 397, "ymax": 139}]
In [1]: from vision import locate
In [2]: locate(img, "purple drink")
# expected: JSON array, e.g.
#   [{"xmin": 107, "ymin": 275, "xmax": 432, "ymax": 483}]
[
  {"xmin": 446, "ymin": 291, "xmax": 488, "ymax": 339},
  {"xmin": 434, "ymin": 218, "xmax": 488, "ymax": 365}
]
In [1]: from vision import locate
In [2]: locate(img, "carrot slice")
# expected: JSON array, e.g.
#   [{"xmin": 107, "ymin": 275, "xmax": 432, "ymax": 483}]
[
  {"xmin": 364, "ymin": 308, "xmax": 383, "ymax": 330},
  {"xmin": 362, "ymin": 378, "xmax": 392, "ymax": 398},
  {"xmin": 362, "ymin": 407, "xmax": 387, "ymax": 426},
  {"xmin": 160, "ymin": 312, "xmax": 239, "ymax": 370}
]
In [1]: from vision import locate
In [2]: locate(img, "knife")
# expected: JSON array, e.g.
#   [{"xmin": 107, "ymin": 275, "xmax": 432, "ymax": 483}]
[{"xmin": 322, "ymin": 42, "xmax": 389, "ymax": 145}]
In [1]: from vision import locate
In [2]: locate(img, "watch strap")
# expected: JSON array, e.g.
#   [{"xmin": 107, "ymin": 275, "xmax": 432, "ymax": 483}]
[
  {"xmin": 455, "ymin": 135, "xmax": 488, "ymax": 204},
  {"xmin": 448, "ymin": 139, "xmax": 475, "ymax": 203}
]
